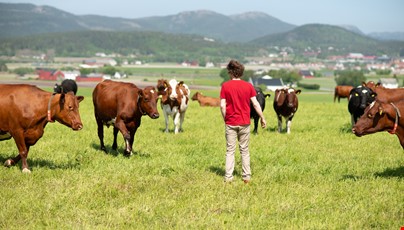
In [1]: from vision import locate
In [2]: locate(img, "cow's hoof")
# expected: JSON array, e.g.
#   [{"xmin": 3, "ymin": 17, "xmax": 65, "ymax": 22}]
[
  {"xmin": 4, "ymin": 159, "xmax": 14, "ymax": 167},
  {"xmin": 101, "ymin": 146, "xmax": 107, "ymax": 153},
  {"xmin": 22, "ymin": 168, "xmax": 31, "ymax": 173},
  {"xmin": 123, "ymin": 151, "xmax": 132, "ymax": 157}
]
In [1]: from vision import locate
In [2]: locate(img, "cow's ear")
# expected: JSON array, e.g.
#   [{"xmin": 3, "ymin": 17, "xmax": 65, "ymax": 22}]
[
  {"xmin": 376, "ymin": 82, "xmax": 381, "ymax": 87},
  {"xmin": 179, "ymin": 81, "xmax": 184, "ymax": 86},
  {"xmin": 361, "ymin": 82, "xmax": 367, "ymax": 87},
  {"xmin": 76, "ymin": 96, "xmax": 84, "ymax": 103},
  {"xmin": 138, "ymin": 89, "xmax": 144, "ymax": 98},
  {"xmin": 295, "ymin": 89, "xmax": 301, "ymax": 94}
]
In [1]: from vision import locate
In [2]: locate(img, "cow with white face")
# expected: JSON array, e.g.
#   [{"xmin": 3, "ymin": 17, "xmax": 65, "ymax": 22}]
[
  {"xmin": 273, "ymin": 87, "xmax": 301, "ymax": 134},
  {"xmin": 157, "ymin": 79, "xmax": 190, "ymax": 134}
]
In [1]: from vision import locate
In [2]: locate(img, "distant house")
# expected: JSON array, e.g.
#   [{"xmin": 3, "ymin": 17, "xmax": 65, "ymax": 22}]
[
  {"xmin": 299, "ymin": 70, "xmax": 314, "ymax": 78},
  {"xmin": 76, "ymin": 73, "xmax": 104, "ymax": 82},
  {"xmin": 62, "ymin": 71, "xmax": 80, "ymax": 80},
  {"xmin": 378, "ymin": 78, "xmax": 398, "ymax": 88},
  {"xmin": 250, "ymin": 75, "xmax": 284, "ymax": 92},
  {"xmin": 36, "ymin": 68, "xmax": 63, "ymax": 81}
]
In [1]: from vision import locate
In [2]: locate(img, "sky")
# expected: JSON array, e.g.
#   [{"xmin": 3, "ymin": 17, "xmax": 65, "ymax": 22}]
[{"xmin": 2, "ymin": 0, "xmax": 404, "ymax": 33}]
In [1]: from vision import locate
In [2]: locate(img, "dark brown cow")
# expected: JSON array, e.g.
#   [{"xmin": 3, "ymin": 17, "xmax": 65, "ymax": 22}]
[
  {"xmin": 352, "ymin": 99, "xmax": 404, "ymax": 148},
  {"xmin": 92, "ymin": 80, "xmax": 159, "ymax": 156},
  {"xmin": 365, "ymin": 81, "xmax": 404, "ymax": 102},
  {"xmin": 334, "ymin": 85, "xmax": 354, "ymax": 103},
  {"xmin": 273, "ymin": 87, "xmax": 301, "ymax": 134},
  {"xmin": 156, "ymin": 79, "xmax": 190, "ymax": 134},
  {"xmin": 191, "ymin": 92, "xmax": 220, "ymax": 107},
  {"xmin": 0, "ymin": 84, "xmax": 84, "ymax": 173}
]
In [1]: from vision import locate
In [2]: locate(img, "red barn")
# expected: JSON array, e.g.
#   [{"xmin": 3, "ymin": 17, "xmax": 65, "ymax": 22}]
[{"xmin": 36, "ymin": 68, "xmax": 64, "ymax": 81}]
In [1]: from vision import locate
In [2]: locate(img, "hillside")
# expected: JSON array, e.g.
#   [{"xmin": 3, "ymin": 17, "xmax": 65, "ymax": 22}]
[
  {"xmin": 0, "ymin": 3, "xmax": 295, "ymax": 43},
  {"xmin": 250, "ymin": 24, "xmax": 403, "ymax": 56},
  {"xmin": 0, "ymin": 30, "xmax": 260, "ymax": 62}
]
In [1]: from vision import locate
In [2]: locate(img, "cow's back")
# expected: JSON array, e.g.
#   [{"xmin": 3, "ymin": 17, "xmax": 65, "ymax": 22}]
[
  {"xmin": 0, "ymin": 84, "xmax": 47, "ymax": 130},
  {"xmin": 373, "ymin": 87, "xmax": 404, "ymax": 102},
  {"xmin": 93, "ymin": 80, "xmax": 139, "ymax": 121}
]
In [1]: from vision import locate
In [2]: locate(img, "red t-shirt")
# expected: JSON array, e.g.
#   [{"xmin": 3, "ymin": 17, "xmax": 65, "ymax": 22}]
[{"xmin": 220, "ymin": 79, "xmax": 256, "ymax": 126}]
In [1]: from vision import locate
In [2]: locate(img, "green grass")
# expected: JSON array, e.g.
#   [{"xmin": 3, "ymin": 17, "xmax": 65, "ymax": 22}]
[{"xmin": 0, "ymin": 85, "xmax": 403, "ymax": 229}]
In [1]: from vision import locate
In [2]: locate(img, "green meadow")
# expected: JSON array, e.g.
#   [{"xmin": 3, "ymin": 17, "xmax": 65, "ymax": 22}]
[{"xmin": 0, "ymin": 83, "xmax": 403, "ymax": 229}]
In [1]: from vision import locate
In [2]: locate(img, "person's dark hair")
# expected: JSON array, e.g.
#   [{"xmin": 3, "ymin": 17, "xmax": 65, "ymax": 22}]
[{"xmin": 227, "ymin": 60, "xmax": 244, "ymax": 78}]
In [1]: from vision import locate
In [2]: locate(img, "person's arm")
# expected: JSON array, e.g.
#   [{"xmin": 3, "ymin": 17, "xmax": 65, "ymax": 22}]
[
  {"xmin": 250, "ymin": 96, "xmax": 267, "ymax": 128},
  {"xmin": 220, "ymin": 98, "xmax": 226, "ymax": 120}
]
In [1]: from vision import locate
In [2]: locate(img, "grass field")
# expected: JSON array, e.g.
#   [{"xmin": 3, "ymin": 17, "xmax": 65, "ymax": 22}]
[{"xmin": 0, "ymin": 82, "xmax": 403, "ymax": 229}]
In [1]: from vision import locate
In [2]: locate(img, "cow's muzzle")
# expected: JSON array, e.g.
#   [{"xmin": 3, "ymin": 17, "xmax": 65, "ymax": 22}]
[
  {"xmin": 72, "ymin": 123, "xmax": 83, "ymax": 131},
  {"xmin": 150, "ymin": 113, "xmax": 159, "ymax": 119}
]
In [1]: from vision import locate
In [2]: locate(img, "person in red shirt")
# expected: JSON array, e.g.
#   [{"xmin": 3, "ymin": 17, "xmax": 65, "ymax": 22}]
[{"xmin": 220, "ymin": 60, "xmax": 267, "ymax": 183}]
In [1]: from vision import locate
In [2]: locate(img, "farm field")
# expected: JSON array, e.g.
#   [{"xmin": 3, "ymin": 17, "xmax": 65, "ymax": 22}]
[{"xmin": 0, "ymin": 81, "xmax": 403, "ymax": 229}]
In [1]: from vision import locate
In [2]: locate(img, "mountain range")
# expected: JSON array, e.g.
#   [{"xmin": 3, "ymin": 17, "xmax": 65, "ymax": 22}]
[
  {"xmin": 0, "ymin": 2, "xmax": 403, "ymax": 60},
  {"xmin": 1, "ymin": 3, "xmax": 403, "ymax": 43}
]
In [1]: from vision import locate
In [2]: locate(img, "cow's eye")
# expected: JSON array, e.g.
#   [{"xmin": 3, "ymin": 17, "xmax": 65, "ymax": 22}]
[
  {"xmin": 367, "ymin": 114, "xmax": 372, "ymax": 118},
  {"xmin": 355, "ymin": 93, "xmax": 359, "ymax": 96}
]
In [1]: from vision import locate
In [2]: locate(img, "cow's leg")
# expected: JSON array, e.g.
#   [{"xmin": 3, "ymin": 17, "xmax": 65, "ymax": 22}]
[
  {"xmin": 351, "ymin": 114, "xmax": 355, "ymax": 128},
  {"xmin": 179, "ymin": 111, "xmax": 186, "ymax": 132},
  {"xmin": 286, "ymin": 118, "xmax": 292, "ymax": 134},
  {"xmin": 96, "ymin": 119, "xmax": 107, "ymax": 152},
  {"xmin": 112, "ymin": 127, "xmax": 119, "ymax": 151},
  {"xmin": 125, "ymin": 128, "xmax": 137, "ymax": 156},
  {"xmin": 163, "ymin": 112, "xmax": 170, "ymax": 133},
  {"xmin": 253, "ymin": 117, "xmax": 259, "ymax": 134},
  {"xmin": 114, "ymin": 119, "xmax": 131, "ymax": 155},
  {"xmin": 277, "ymin": 115, "xmax": 283, "ymax": 133},
  {"xmin": 5, "ymin": 132, "xmax": 31, "ymax": 173},
  {"xmin": 173, "ymin": 112, "xmax": 181, "ymax": 134}
]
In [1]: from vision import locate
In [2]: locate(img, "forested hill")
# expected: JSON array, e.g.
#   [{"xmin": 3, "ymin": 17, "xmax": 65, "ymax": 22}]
[
  {"xmin": 250, "ymin": 24, "xmax": 404, "ymax": 56},
  {"xmin": 0, "ymin": 30, "xmax": 259, "ymax": 62}
]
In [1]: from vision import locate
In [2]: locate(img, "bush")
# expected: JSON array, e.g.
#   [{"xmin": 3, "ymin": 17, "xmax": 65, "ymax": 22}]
[{"xmin": 297, "ymin": 82, "xmax": 320, "ymax": 90}]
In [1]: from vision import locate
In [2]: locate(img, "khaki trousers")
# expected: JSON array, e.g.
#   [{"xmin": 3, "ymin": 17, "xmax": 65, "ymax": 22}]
[{"xmin": 224, "ymin": 125, "xmax": 251, "ymax": 181}]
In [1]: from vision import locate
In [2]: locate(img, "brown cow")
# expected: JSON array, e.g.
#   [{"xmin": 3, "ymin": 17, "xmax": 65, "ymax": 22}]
[
  {"xmin": 365, "ymin": 81, "xmax": 404, "ymax": 102},
  {"xmin": 273, "ymin": 87, "xmax": 301, "ymax": 134},
  {"xmin": 352, "ymin": 99, "xmax": 404, "ymax": 148},
  {"xmin": 334, "ymin": 85, "xmax": 353, "ymax": 103},
  {"xmin": 0, "ymin": 84, "xmax": 84, "ymax": 173},
  {"xmin": 92, "ymin": 80, "xmax": 159, "ymax": 156},
  {"xmin": 191, "ymin": 92, "xmax": 220, "ymax": 107},
  {"xmin": 156, "ymin": 79, "xmax": 190, "ymax": 134}
]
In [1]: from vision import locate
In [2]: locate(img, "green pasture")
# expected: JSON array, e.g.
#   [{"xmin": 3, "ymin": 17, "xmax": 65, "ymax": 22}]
[{"xmin": 0, "ymin": 85, "xmax": 403, "ymax": 229}]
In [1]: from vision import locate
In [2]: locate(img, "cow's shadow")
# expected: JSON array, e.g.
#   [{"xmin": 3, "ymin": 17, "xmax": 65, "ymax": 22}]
[
  {"xmin": 374, "ymin": 166, "xmax": 404, "ymax": 179},
  {"xmin": 340, "ymin": 166, "xmax": 404, "ymax": 181},
  {"xmin": 91, "ymin": 143, "xmax": 151, "ymax": 158},
  {"xmin": 0, "ymin": 155, "xmax": 80, "ymax": 171}
]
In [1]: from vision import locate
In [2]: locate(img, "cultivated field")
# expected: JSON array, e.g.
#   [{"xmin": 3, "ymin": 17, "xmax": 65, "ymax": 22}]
[{"xmin": 0, "ymin": 82, "xmax": 403, "ymax": 229}]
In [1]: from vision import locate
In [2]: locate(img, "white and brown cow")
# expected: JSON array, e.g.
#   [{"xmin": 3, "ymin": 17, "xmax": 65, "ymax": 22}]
[
  {"xmin": 157, "ymin": 79, "xmax": 190, "ymax": 134},
  {"xmin": 273, "ymin": 87, "xmax": 301, "ymax": 134}
]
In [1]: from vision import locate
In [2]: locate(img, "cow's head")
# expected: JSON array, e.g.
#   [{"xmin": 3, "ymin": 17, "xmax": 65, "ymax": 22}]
[
  {"xmin": 349, "ymin": 86, "xmax": 376, "ymax": 109},
  {"xmin": 156, "ymin": 79, "xmax": 168, "ymax": 96},
  {"xmin": 191, "ymin": 92, "xmax": 202, "ymax": 101},
  {"xmin": 365, "ymin": 81, "xmax": 383, "ymax": 91},
  {"xmin": 138, "ymin": 86, "xmax": 160, "ymax": 119},
  {"xmin": 275, "ymin": 87, "xmax": 301, "ymax": 108},
  {"xmin": 54, "ymin": 92, "xmax": 84, "ymax": 130},
  {"xmin": 54, "ymin": 83, "xmax": 62, "ymax": 94},
  {"xmin": 352, "ymin": 100, "xmax": 394, "ymax": 136}
]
